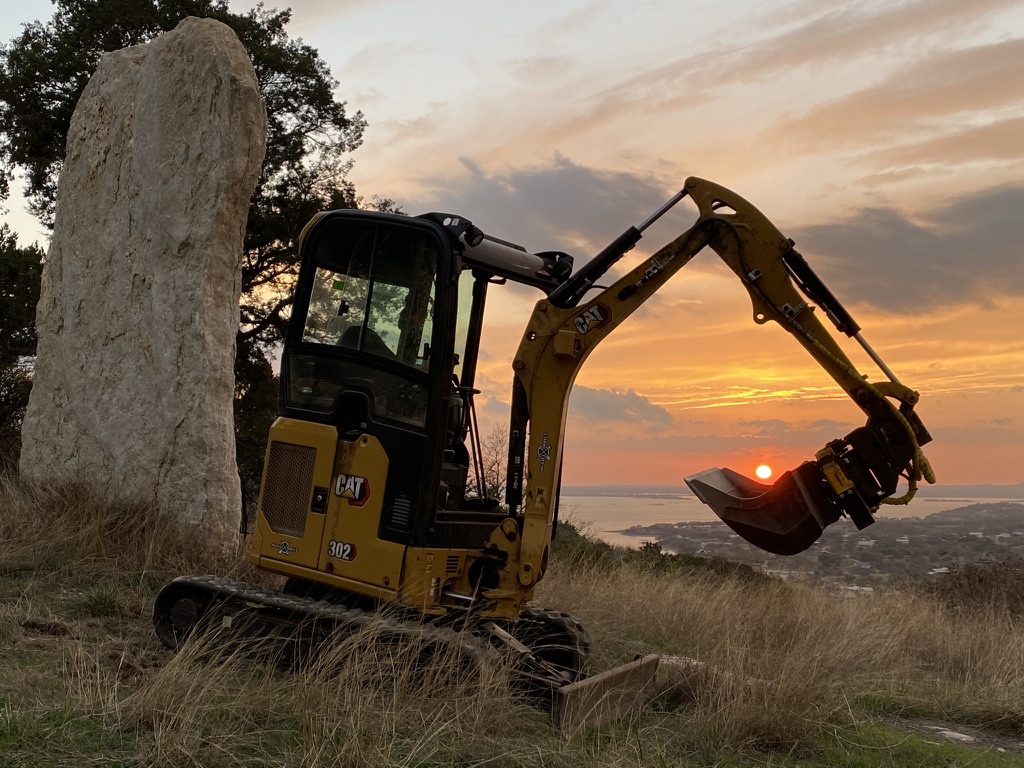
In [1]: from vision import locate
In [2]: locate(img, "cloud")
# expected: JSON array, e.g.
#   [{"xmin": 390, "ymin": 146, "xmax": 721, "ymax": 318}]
[
  {"xmin": 930, "ymin": 423, "xmax": 1021, "ymax": 442},
  {"xmin": 758, "ymin": 38, "xmax": 1024, "ymax": 162},
  {"xmin": 253, "ymin": 0, "xmax": 386, "ymax": 32},
  {"xmin": 712, "ymin": 417, "xmax": 862, "ymax": 445},
  {"xmin": 479, "ymin": 395, "xmax": 511, "ymax": 419},
  {"xmin": 794, "ymin": 183, "xmax": 1024, "ymax": 311},
  {"xmin": 525, "ymin": 0, "xmax": 1022, "ymax": 148},
  {"xmin": 568, "ymin": 386, "xmax": 673, "ymax": 429},
  {"xmin": 720, "ymin": 0, "xmax": 1019, "ymax": 85},
  {"xmin": 497, "ymin": 55, "xmax": 574, "ymax": 82},
  {"xmin": 409, "ymin": 154, "xmax": 1021, "ymax": 337},
  {"xmin": 866, "ymin": 117, "xmax": 1024, "ymax": 169},
  {"xmin": 738, "ymin": 419, "xmax": 788, "ymax": 436},
  {"xmin": 470, "ymin": 372, "xmax": 512, "ymax": 419},
  {"xmin": 411, "ymin": 154, "xmax": 671, "ymax": 254},
  {"xmin": 564, "ymin": 423, "xmax": 829, "ymax": 455},
  {"xmin": 805, "ymin": 418, "xmax": 853, "ymax": 433}
]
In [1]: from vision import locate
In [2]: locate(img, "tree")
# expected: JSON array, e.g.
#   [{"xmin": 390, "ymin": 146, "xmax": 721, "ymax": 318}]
[
  {"xmin": 0, "ymin": 224, "xmax": 43, "ymax": 467},
  {"xmin": 0, "ymin": 0, "xmax": 370, "ymax": 478},
  {"xmin": 471, "ymin": 423, "xmax": 509, "ymax": 502},
  {"xmin": 233, "ymin": 341, "xmax": 279, "ymax": 519},
  {"xmin": 0, "ymin": 0, "xmax": 367, "ymax": 354}
]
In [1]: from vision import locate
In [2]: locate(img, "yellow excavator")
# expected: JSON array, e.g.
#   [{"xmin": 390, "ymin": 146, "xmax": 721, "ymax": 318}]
[{"xmin": 154, "ymin": 177, "xmax": 934, "ymax": 715}]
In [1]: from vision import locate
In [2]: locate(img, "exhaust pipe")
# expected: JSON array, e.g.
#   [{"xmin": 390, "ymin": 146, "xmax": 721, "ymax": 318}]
[{"xmin": 684, "ymin": 463, "xmax": 842, "ymax": 555}]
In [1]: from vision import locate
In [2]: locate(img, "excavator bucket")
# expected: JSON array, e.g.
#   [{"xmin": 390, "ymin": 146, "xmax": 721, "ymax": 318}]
[{"xmin": 684, "ymin": 462, "xmax": 842, "ymax": 555}]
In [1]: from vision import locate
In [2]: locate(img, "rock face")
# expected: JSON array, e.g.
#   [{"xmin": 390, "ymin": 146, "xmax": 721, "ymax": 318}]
[{"xmin": 20, "ymin": 18, "xmax": 266, "ymax": 556}]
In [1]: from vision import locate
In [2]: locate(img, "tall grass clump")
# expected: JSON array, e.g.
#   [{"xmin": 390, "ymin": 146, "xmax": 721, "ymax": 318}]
[
  {"xmin": 917, "ymin": 555, "xmax": 1024, "ymax": 617},
  {"xmin": 535, "ymin": 549, "xmax": 1024, "ymax": 755},
  {"xmin": 0, "ymin": 474, "xmax": 245, "ymax": 583},
  {"xmin": 63, "ymin": 613, "xmax": 554, "ymax": 767}
]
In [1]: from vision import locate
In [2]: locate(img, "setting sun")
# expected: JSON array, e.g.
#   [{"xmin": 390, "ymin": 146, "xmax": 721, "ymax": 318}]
[{"xmin": 755, "ymin": 464, "xmax": 773, "ymax": 480}]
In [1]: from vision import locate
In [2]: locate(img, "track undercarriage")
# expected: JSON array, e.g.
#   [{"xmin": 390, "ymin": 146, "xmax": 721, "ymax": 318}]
[{"xmin": 153, "ymin": 575, "xmax": 591, "ymax": 698}]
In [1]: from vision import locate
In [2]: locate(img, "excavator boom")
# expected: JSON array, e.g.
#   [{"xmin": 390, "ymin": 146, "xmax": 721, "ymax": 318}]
[{"xmin": 503, "ymin": 177, "xmax": 933, "ymax": 568}]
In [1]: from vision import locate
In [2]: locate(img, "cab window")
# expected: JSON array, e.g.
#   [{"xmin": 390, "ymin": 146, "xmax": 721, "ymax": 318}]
[
  {"xmin": 288, "ymin": 222, "xmax": 441, "ymax": 428},
  {"xmin": 301, "ymin": 226, "xmax": 437, "ymax": 371}
]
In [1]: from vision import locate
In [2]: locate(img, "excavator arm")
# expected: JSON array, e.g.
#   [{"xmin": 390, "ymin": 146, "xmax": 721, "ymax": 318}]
[
  {"xmin": 489, "ymin": 177, "xmax": 934, "ymax": 595},
  {"xmin": 676, "ymin": 179, "xmax": 933, "ymax": 553}
]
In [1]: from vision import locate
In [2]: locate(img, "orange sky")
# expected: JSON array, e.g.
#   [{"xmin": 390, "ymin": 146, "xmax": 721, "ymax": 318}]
[
  {"xmin": 471, "ymin": 255, "xmax": 1024, "ymax": 486},
  {"xmin": 310, "ymin": 0, "xmax": 1023, "ymax": 487},
  {"xmin": 3, "ymin": 0, "xmax": 1022, "ymax": 487}
]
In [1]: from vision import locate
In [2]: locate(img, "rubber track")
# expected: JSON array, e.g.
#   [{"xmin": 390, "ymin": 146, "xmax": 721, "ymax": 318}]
[
  {"xmin": 154, "ymin": 574, "xmax": 492, "ymax": 662},
  {"xmin": 154, "ymin": 575, "xmax": 591, "ymax": 690}
]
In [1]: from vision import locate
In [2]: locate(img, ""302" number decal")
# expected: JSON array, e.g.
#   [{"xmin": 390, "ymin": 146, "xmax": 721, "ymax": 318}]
[{"xmin": 327, "ymin": 540, "xmax": 357, "ymax": 561}]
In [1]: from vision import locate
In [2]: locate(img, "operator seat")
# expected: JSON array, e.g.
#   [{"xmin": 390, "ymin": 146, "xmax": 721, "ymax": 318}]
[{"xmin": 339, "ymin": 325, "xmax": 396, "ymax": 359}]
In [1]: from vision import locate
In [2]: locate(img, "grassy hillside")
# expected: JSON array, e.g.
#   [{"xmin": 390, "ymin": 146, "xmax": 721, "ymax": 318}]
[{"xmin": 1, "ymin": 475, "xmax": 1023, "ymax": 766}]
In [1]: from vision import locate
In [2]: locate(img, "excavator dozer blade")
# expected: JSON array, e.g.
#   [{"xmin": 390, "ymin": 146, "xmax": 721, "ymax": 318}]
[
  {"xmin": 555, "ymin": 655, "xmax": 660, "ymax": 738},
  {"xmin": 684, "ymin": 462, "xmax": 841, "ymax": 555}
]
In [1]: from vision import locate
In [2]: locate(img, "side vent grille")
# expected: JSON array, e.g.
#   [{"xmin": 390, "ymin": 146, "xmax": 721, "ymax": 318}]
[
  {"xmin": 445, "ymin": 555, "xmax": 461, "ymax": 575},
  {"xmin": 261, "ymin": 441, "xmax": 316, "ymax": 537},
  {"xmin": 389, "ymin": 495, "xmax": 413, "ymax": 531}
]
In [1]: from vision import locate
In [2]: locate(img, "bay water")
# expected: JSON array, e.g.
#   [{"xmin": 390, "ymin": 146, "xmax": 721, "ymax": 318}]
[{"xmin": 559, "ymin": 494, "xmax": 1024, "ymax": 549}]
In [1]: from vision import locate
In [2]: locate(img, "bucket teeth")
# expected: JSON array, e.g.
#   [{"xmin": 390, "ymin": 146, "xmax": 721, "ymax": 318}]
[{"xmin": 685, "ymin": 462, "xmax": 842, "ymax": 555}]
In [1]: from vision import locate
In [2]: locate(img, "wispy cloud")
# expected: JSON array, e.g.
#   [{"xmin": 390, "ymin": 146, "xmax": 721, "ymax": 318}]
[
  {"xmin": 569, "ymin": 386, "xmax": 674, "ymax": 431},
  {"xmin": 865, "ymin": 117, "xmax": 1024, "ymax": 169},
  {"xmin": 496, "ymin": 55, "xmax": 575, "ymax": 82},
  {"xmin": 514, "ymin": 0, "xmax": 1022, "ymax": 150},
  {"xmin": 413, "ymin": 154, "xmax": 670, "ymax": 252},
  {"xmin": 796, "ymin": 184, "xmax": 1024, "ymax": 309},
  {"xmin": 760, "ymin": 38, "xmax": 1024, "ymax": 160}
]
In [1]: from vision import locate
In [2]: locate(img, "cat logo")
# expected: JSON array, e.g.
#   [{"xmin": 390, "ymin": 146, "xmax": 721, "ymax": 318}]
[
  {"xmin": 334, "ymin": 473, "xmax": 371, "ymax": 507},
  {"xmin": 573, "ymin": 303, "xmax": 611, "ymax": 335}
]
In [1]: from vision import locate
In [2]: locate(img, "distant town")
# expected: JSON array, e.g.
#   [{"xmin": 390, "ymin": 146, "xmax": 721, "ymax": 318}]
[{"xmin": 618, "ymin": 502, "xmax": 1024, "ymax": 589}]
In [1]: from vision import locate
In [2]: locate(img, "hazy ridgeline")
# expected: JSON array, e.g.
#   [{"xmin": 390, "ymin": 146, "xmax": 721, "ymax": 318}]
[{"xmin": 2, "ymin": 475, "xmax": 1023, "ymax": 766}]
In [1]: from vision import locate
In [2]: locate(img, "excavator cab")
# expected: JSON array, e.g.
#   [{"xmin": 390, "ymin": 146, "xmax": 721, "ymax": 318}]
[
  {"xmin": 258, "ymin": 212, "xmax": 467, "ymax": 592},
  {"xmin": 280, "ymin": 212, "xmax": 461, "ymax": 537},
  {"xmin": 252, "ymin": 209, "xmax": 576, "ymax": 611}
]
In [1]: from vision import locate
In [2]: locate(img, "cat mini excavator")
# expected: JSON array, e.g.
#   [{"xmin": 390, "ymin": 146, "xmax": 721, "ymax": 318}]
[{"xmin": 154, "ymin": 177, "xmax": 934, "ymax": 716}]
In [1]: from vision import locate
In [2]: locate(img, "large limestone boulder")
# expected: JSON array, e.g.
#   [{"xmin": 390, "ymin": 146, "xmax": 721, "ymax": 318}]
[{"xmin": 20, "ymin": 18, "xmax": 267, "ymax": 556}]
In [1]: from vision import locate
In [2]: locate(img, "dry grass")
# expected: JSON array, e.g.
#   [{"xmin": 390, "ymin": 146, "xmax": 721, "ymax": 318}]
[
  {"xmin": 62, "ymin": 620, "xmax": 541, "ymax": 767},
  {"xmin": 0, "ymin": 474, "xmax": 229, "ymax": 579},
  {"xmin": 2, "ymin": 473, "xmax": 1024, "ymax": 766},
  {"xmin": 917, "ymin": 556, "xmax": 1024, "ymax": 616},
  {"xmin": 536, "ymin": 557, "xmax": 1024, "ymax": 752},
  {"xmin": 0, "ymin": 475, "xmax": 558, "ymax": 766}
]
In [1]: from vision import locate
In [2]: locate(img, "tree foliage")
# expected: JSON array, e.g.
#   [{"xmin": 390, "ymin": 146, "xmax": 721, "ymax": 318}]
[
  {"xmin": 0, "ymin": 224, "xmax": 43, "ymax": 467},
  {"xmin": 0, "ymin": 0, "xmax": 372, "ymax": 477},
  {"xmin": 0, "ymin": 0, "xmax": 367, "ymax": 354},
  {"xmin": 471, "ymin": 423, "xmax": 509, "ymax": 502}
]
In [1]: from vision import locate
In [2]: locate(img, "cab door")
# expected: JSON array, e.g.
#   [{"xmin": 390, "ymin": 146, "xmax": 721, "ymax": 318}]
[{"xmin": 280, "ymin": 212, "xmax": 457, "ymax": 565}]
